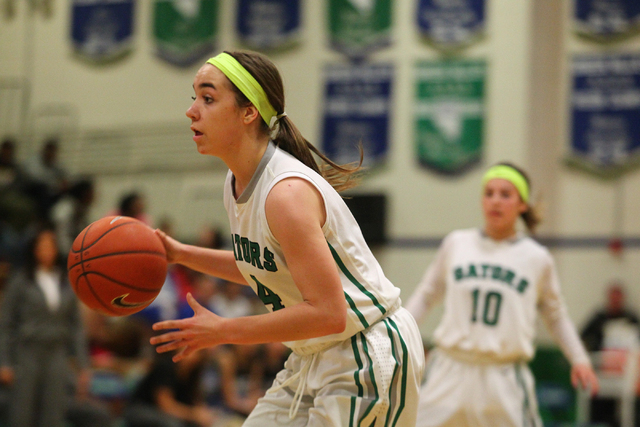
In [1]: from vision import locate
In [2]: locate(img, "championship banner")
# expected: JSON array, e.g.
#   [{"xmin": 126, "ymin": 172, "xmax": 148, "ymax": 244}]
[
  {"xmin": 416, "ymin": 0, "xmax": 485, "ymax": 51},
  {"xmin": 71, "ymin": 0, "xmax": 135, "ymax": 63},
  {"xmin": 236, "ymin": 0, "xmax": 301, "ymax": 52},
  {"xmin": 574, "ymin": 0, "xmax": 640, "ymax": 42},
  {"xmin": 414, "ymin": 59, "xmax": 486, "ymax": 174},
  {"xmin": 328, "ymin": 0, "xmax": 392, "ymax": 58},
  {"xmin": 567, "ymin": 53, "xmax": 640, "ymax": 178},
  {"xmin": 321, "ymin": 62, "xmax": 393, "ymax": 167},
  {"xmin": 153, "ymin": 0, "xmax": 218, "ymax": 67}
]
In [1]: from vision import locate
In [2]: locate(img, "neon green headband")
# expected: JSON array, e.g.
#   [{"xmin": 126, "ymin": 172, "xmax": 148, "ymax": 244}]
[
  {"xmin": 482, "ymin": 165, "xmax": 530, "ymax": 203},
  {"xmin": 207, "ymin": 52, "xmax": 277, "ymax": 126}
]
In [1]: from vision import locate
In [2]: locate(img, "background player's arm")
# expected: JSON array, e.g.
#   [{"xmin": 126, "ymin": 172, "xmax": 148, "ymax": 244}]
[
  {"xmin": 155, "ymin": 229, "xmax": 247, "ymax": 285},
  {"xmin": 405, "ymin": 235, "xmax": 449, "ymax": 324},
  {"xmin": 537, "ymin": 256, "xmax": 599, "ymax": 393}
]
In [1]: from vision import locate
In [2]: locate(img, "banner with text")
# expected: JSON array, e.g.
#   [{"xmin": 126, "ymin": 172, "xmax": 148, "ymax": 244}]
[
  {"xmin": 416, "ymin": 0, "xmax": 485, "ymax": 51},
  {"xmin": 322, "ymin": 62, "xmax": 393, "ymax": 167},
  {"xmin": 71, "ymin": 0, "xmax": 135, "ymax": 63},
  {"xmin": 568, "ymin": 53, "xmax": 640, "ymax": 178},
  {"xmin": 574, "ymin": 0, "xmax": 640, "ymax": 42},
  {"xmin": 153, "ymin": 0, "xmax": 218, "ymax": 67},
  {"xmin": 236, "ymin": 0, "xmax": 301, "ymax": 51},
  {"xmin": 414, "ymin": 59, "xmax": 486, "ymax": 175},
  {"xmin": 328, "ymin": 0, "xmax": 392, "ymax": 59}
]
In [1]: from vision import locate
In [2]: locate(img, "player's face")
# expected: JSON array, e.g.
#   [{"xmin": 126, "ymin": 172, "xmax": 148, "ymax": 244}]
[
  {"xmin": 482, "ymin": 179, "xmax": 527, "ymax": 238},
  {"xmin": 186, "ymin": 64, "xmax": 245, "ymax": 158}
]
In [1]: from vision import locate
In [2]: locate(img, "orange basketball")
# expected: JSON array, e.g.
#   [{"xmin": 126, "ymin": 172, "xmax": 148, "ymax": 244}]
[{"xmin": 67, "ymin": 216, "xmax": 167, "ymax": 316}]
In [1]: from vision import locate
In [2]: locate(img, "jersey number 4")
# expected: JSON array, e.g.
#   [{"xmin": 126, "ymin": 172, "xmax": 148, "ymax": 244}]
[
  {"xmin": 251, "ymin": 275, "xmax": 285, "ymax": 311},
  {"xmin": 470, "ymin": 288, "xmax": 502, "ymax": 326}
]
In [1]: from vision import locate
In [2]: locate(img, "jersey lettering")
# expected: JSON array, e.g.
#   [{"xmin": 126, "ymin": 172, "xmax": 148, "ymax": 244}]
[
  {"xmin": 232, "ymin": 234, "xmax": 278, "ymax": 272},
  {"xmin": 471, "ymin": 288, "xmax": 502, "ymax": 326},
  {"xmin": 251, "ymin": 275, "xmax": 284, "ymax": 311},
  {"xmin": 454, "ymin": 263, "xmax": 529, "ymax": 294}
]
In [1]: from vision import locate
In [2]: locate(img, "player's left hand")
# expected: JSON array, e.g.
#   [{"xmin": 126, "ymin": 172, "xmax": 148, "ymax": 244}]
[
  {"xmin": 571, "ymin": 362, "xmax": 599, "ymax": 396},
  {"xmin": 150, "ymin": 293, "xmax": 224, "ymax": 362}
]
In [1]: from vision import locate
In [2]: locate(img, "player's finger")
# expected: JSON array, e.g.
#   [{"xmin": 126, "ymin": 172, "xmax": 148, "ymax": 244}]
[
  {"xmin": 152, "ymin": 319, "xmax": 185, "ymax": 331},
  {"xmin": 150, "ymin": 331, "xmax": 183, "ymax": 345},
  {"xmin": 155, "ymin": 339, "xmax": 186, "ymax": 353},
  {"xmin": 187, "ymin": 292, "xmax": 203, "ymax": 312}
]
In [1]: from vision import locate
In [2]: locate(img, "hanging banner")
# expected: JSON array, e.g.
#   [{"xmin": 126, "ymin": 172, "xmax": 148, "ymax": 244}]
[
  {"xmin": 71, "ymin": 0, "xmax": 135, "ymax": 63},
  {"xmin": 153, "ymin": 0, "xmax": 218, "ymax": 67},
  {"xmin": 567, "ymin": 53, "xmax": 640, "ymax": 178},
  {"xmin": 416, "ymin": 0, "xmax": 485, "ymax": 51},
  {"xmin": 328, "ymin": 0, "xmax": 392, "ymax": 59},
  {"xmin": 321, "ymin": 62, "xmax": 393, "ymax": 167},
  {"xmin": 236, "ymin": 0, "xmax": 301, "ymax": 52},
  {"xmin": 574, "ymin": 0, "xmax": 640, "ymax": 42},
  {"xmin": 414, "ymin": 59, "xmax": 486, "ymax": 175}
]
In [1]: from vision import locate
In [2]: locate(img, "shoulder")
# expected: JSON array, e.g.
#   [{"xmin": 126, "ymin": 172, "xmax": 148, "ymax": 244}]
[{"xmin": 445, "ymin": 228, "xmax": 480, "ymax": 245}]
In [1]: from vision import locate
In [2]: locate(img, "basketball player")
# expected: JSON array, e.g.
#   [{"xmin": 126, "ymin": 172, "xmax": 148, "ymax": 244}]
[
  {"xmin": 150, "ymin": 50, "xmax": 424, "ymax": 426},
  {"xmin": 406, "ymin": 163, "xmax": 599, "ymax": 427}
]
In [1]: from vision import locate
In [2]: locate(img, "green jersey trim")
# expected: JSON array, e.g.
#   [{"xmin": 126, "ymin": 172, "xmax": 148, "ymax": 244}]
[
  {"xmin": 387, "ymin": 318, "xmax": 408, "ymax": 426},
  {"xmin": 328, "ymin": 242, "xmax": 387, "ymax": 322}
]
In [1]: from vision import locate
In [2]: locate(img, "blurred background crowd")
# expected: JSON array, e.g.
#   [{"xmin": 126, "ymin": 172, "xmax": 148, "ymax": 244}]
[{"xmin": 0, "ymin": 137, "xmax": 291, "ymax": 427}]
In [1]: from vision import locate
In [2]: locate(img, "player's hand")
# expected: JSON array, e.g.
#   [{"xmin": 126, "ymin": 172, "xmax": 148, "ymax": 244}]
[
  {"xmin": 154, "ymin": 228, "xmax": 184, "ymax": 263},
  {"xmin": 150, "ymin": 293, "xmax": 224, "ymax": 362},
  {"xmin": 0, "ymin": 366, "xmax": 13, "ymax": 385},
  {"xmin": 571, "ymin": 362, "xmax": 599, "ymax": 396}
]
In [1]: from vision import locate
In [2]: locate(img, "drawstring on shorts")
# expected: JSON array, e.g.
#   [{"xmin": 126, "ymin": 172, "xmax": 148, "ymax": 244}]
[{"xmin": 271, "ymin": 351, "xmax": 318, "ymax": 420}]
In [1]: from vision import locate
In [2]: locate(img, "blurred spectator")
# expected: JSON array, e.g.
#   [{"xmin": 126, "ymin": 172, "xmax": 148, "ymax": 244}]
[
  {"xmin": 581, "ymin": 281, "xmax": 640, "ymax": 352},
  {"xmin": 580, "ymin": 281, "xmax": 640, "ymax": 427},
  {"xmin": 51, "ymin": 178, "xmax": 96, "ymax": 256},
  {"xmin": 196, "ymin": 223, "xmax": 225, "ymax": 250},
  {"xmin": 112, "ymin": 191, "xmax": 152, "ymax": 226},
  {"xmin": 0, "ymin": 225, "xmax": 92, "ymax": 427},
  {"xmin": 210, "ymin": 279, "xmax": 255, "ymax": 320},
  {"xmin": 123, "ymin": 351, "xmax": 216, "ymax": 427},
  {"xmin": 177, "ymin": 273, "xmax": 218, "ymax": 320},
  {"xmin": 21, "ymin": 138, "xmax": 69, "ymax": 220},
  {"xmin": 0, "ymin": 138, "xmax": 19, "ymax": 189}
]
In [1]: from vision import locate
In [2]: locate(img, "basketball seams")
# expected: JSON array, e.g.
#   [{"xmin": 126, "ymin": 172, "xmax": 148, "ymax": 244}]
[
  {"xmin": 83, "ymin": 276, "xmax": 121, "ymax": 315},
  {"xmin": 77, "ymin": 271, "xmax": 163, "ymax": 293},
  {"xmin": 67, "ymin": 250, "xmax": 167, "ymax": 271},
  {"xmin": 68, "ymin": 220, "xmax": 144, "ymax": 254}
]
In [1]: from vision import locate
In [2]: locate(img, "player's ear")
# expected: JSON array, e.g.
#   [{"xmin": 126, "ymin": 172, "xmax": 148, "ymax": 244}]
[{"xmin": 243, "ymin": 104, "xmax": 261, "ymax": 125}]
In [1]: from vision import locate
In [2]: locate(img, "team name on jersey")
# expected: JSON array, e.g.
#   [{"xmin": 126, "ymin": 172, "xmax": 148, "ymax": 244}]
[
  {"xmin": 453, "ymin": 263, "xmax": 529, "ymax": 294},
  {"xmin": 232, "ymin": 234, "xmax": 278, "ymax": 272}
]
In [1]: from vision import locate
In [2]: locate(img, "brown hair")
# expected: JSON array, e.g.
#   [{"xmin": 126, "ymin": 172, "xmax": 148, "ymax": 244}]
[
  {"xmin": 494, "ymin": 162, "xmax": 542, "ymax": 234},
  {"xmin": 222, "ymin": 50, "xmax": 362, "ymax": 192}
]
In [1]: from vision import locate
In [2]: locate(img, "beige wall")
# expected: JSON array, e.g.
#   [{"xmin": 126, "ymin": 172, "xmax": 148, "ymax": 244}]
[{"xmin": 2, "ymin": 1, "xmax": 640, "ymax": 342}]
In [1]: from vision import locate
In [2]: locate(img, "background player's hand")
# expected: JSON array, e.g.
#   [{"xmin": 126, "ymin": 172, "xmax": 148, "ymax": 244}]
[
  {"xmin": 150, "ymin": 293, "xmax": 223, "ymax": 362},
  {"xmin": 154, "ymin": 228, "xmax": 184, "ymax": 263},
  {"xmin": 0, "ymin": 366, "xmax": 13, "ymax": 385},
  {"xmin": 571, "ymin": 362, "xmax": 599, "ymax": 396}
]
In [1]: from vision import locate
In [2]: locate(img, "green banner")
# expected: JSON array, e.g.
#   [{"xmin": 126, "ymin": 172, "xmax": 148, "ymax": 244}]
[
  {"xmin": 414, "ymin": 59, "xmax": 486, "ymax": 174},
  {"xmin": 153, "ymin": 0, "xmax": 218, "ymax": 67},
  {"xmin": 328, "ymin": 0, "xmax": 392, "ymax": 58}
]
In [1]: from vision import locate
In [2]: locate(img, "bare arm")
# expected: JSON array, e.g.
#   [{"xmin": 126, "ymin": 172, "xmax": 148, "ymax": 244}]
[
  {"xmin": 155, "ymin": 229, "xmax": 247, "ymax": 285},
  {"xmin": 151, "ymin": 178, "xmax": 347, "ymax": 360}
]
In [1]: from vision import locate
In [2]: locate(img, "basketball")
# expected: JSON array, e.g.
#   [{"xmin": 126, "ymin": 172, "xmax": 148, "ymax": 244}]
[{"xmin": 67, "ymin": 216, "xmax": 168, "ymax": 316}]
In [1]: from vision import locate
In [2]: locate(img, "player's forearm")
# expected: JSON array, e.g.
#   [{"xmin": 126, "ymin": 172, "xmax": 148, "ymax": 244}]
[
  {"xmin": 175, "ymin": 245, "xmax": 247, "ymax": 285},
  {"xmin": 222, "ymin": 301, "xmax": 347, "ymax": 345}
]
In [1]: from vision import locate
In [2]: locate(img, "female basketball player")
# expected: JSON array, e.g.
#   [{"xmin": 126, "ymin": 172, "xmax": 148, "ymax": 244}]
[
  {"xmin": 149, "ymin": 50, "xmax": 424, "ymax": 426},
  {"xmin": 406, "ymin": 163, "xmax": 599, "ymax": 427}
]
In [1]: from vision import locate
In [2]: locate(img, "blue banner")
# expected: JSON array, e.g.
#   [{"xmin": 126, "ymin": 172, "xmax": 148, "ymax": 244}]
[
  {"xmin": 568, "ymin": 53, "xmax": 640, "ymax": 177},
  {"xmin": 71, "ymin": 0, "xmax": 135, "ymax": 63},
  {"xmin": 321, "ymin": 63, "xmax": 393, "ymax": 167},
  {"xmin": 236, "ymin": 0, "xmax": 301, "ymax": 51},
  {"xmin": 574, "ymin": 0, "xmax": 640, "ymax": 42},
  {"xmin": 416, "ymin": 0, "xmax": 485, "ymax": 51}
]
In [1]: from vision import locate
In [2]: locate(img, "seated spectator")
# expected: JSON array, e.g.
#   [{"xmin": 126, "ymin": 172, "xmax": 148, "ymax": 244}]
[
  {"xmin": 111, "ymin": 191, "xmax": 152, "ymax": 226},
  {"xmin": 123, "ymin": 351, "xmax": 216, "ymax": 427}
]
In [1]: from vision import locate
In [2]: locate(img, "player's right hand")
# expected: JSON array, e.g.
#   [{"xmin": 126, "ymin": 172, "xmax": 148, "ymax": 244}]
[{"xmin": 155, "ymin": 228, "xmax": 183, "ymax": 263}]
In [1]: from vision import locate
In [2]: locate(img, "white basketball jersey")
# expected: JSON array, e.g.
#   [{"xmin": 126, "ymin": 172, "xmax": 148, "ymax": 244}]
[
  {"xmin": 407, "ymin": 228, "xmax": 589, "ymax": 364},
  {"xmin": 224, "ymin": 142, "xmax": 401, "ymax": 354}
]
